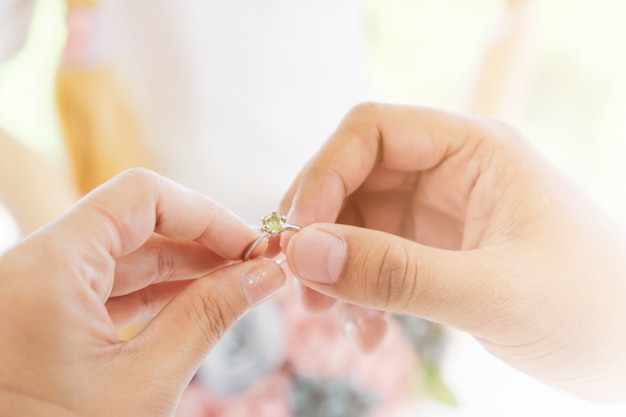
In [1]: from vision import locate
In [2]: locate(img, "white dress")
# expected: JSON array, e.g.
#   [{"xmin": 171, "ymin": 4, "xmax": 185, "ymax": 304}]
[{"xmin": 103, "ymin": 0, "xmax": 375, "ymax": 223}]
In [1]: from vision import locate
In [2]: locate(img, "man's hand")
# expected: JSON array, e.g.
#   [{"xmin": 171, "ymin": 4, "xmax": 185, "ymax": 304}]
[{"xmin": 281, "ymin": 103, "xmax": 626, "ymax": 402}]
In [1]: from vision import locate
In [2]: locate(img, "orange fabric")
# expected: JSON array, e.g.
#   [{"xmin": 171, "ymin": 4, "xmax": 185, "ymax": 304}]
[
  {"xmin": 67, "ymin": 0, "xmax": 99, "ymax": 8},
  {"xmin": 56, "ymin": 68, "xmax": 146, "ymax": 194},
  {"xmin": 56, "ymin": 1, "xmax": 147, "ymax": 195}
]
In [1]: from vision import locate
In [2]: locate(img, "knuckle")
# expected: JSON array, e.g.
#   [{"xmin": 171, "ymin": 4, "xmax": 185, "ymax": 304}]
[
  {"xmin": 155, "ymin": 240, "xmax": 175, "ymax": 283},
  {"xmin": 138, "ymin": 286, "xmax": 152, "ymax": 309},
  {"xmin": 194, "ymin": 207, "xmax": 219, "ymax": 243},
  {"xmin": 468, "ymin": 114, "xmax": 528, "ymax": 149},
  {"xmin": 116, "ymin": 167, "xmax": 158, "ymax": 186},
  {"xmin": 384, "ymin": 247, "xmax": 417, "ymax": 308},
  {"xmin": 346, "ymin": 102, "xmax": 385, "ymax": 123},
  {"xmin": 110, "ymin": 168, "xmax": 162, "ymax": 213},
  {"xmin": 183, "ymin": 295, "xmax": 236, "ymax": 348},
  {"xmin": 360, "ymin": 243, "xmax": 418, "ymax": 311},
  {"xmin": 113, "ymin": 167, "xmax": 160, "ymax": 190}
]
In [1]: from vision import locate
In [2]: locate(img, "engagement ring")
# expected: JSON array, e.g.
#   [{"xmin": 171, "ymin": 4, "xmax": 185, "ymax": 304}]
[{"xmin": 243, "ymin": 212, "xmax": 301, "ymax": 261}]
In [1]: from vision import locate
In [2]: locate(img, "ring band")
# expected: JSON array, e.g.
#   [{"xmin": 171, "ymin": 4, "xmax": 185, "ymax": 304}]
[{"xmin": 243, "ymin": 212, "xmax": 301, "ymax": 261}]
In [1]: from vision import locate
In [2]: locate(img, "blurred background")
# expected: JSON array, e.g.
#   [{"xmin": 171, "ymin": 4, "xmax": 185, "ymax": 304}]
[{"xmin": 2, "ymin": 0, "xmax": 626, "ymax": 416}]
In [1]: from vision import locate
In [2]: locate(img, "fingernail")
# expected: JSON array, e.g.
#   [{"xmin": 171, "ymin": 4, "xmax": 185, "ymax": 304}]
[
  {"xmin": 290, "ymin": 228, "xmax": 346, "ymax": 284},
  {"xmin": 339, "ymin": 306, "xmax": 388, "ymax": 353},
  {"xmin": 240, "ymin": 261, "xmax": 286, "ymax": 307}
]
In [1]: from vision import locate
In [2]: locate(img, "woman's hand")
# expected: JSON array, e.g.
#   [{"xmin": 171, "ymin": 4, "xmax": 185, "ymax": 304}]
[
  {"xmin": 0, "ymin": 168, "xmax": 285, "ymax": 416},
  {"xmin": 281, "ymin": 103, "xmax": 626, "ymax": 402}
]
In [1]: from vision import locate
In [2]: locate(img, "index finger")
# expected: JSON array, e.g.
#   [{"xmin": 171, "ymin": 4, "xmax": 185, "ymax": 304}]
[
  {"xmin": 51, "ymin": 168, "xmax": 258, "ymax": 261},
  {"xmin": 280, "ymin": 103, "xmax": 476, "ymax": 228}
]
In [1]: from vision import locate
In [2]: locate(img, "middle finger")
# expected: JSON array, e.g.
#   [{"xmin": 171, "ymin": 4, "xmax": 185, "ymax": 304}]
[{"xmin": 112, "ymin": 233, "xmax": 234, "ymax": 297}]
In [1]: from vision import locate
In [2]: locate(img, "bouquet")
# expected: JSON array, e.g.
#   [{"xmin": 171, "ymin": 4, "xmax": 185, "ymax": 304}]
[{"xmin": 176, "ymin": 283, "xmax": 454, "ymax": 417}]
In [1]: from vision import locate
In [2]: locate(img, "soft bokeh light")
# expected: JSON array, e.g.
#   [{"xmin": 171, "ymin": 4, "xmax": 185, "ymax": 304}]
[
  {"xmin": 2, "ymin": 0, "xmax": 626, "ymax": 415},
  {"xmin": 0, "ymin": 204, "xmax": 19, "ymax": 252}
]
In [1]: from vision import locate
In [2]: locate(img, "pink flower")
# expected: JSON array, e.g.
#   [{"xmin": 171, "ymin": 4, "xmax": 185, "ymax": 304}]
[
  {"xmin": 211, "ymin": 372, "xmax": 291, "ymax": 417},
  {"xmin": 372, "ymin": 402, "xmax": 425, "ymax": 417},
  {"xmin": 63, "ymin": 7, "xmax": 106, "ymax": 67},
  {"xmin": 282, "ymin": 297, "xmax": 356, "ymax": 378},
  {"xmin": 351, "ymin": 321, "xmax": 419, "ymax": 404},
  {"xmin": 177, "ymin": 372, "xmax": 291, "ymax": 417}
]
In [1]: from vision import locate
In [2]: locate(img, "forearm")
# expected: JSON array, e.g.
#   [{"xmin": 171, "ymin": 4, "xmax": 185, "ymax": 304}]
[{"xmin": 0, "ymin": 130, "xmax": 78, "ymax": 235}]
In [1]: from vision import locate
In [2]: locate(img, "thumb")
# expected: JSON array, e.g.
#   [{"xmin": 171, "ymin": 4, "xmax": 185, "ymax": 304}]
[
  {"xmin": 286, "ymin": 224, "xmax": 496, "ymax": 330},
  {"xmin": 127, "ymin": 258, "xmax": 285, "ymax": 386}
]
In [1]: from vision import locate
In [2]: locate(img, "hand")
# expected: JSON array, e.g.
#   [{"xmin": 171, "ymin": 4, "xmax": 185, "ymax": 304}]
[
  {"xmin": 280, "ymin": 103, "xmax": 626, "ymax": 402},
  {"xmin": 0, "ymin": 169, "xmax": 285, "ymax": 416}
]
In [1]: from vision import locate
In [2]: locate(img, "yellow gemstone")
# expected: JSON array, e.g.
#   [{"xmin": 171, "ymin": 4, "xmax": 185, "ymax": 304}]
[{"xmin": 261, "ymin": 211, "xmax": 286, "ymax": 235}]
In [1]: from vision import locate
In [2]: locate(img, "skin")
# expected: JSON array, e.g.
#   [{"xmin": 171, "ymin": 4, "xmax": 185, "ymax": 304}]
[
  {"xmin": 0, "ymin": 168, "xmax": 285, "ymax": 416},
  {"xmin": 281, "ymin": 103, "xmax": 626, "ymax": 402}
]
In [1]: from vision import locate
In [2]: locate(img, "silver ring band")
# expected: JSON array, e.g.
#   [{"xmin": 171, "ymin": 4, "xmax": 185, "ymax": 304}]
[
  {"xmin": 279, "ymin": 224, "xmax": 302, "ymax": 234},
  {"xmin": 242, "ymin": 232, "xmax": 271, "ymax": 262}
]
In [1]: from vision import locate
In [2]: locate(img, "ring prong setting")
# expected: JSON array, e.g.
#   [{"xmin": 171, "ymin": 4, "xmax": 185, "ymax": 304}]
[
  {"xmin": 243, "ymin": 212, "xmax": 302, "ymax": 262},
  {"xmin": 261, "ymin": 211, "xmax": 287, "ymax": 236}
]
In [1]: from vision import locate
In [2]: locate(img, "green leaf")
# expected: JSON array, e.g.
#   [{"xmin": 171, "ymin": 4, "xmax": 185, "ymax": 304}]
[{"xmin": 420, "ymin": 363, "xmax": 458, "ymax": 406}]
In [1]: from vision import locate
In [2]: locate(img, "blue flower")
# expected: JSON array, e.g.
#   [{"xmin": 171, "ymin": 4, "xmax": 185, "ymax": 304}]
[{"xmin": 289, "ymin": 374, "xmax": 378, "ymax": 417}]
